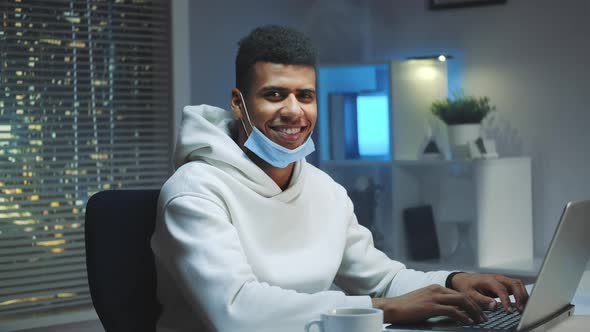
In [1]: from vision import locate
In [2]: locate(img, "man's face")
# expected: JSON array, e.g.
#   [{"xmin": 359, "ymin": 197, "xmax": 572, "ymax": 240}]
[{"xmin": 240, "ymin": 62, "xmax": 317, "ymax": 150}]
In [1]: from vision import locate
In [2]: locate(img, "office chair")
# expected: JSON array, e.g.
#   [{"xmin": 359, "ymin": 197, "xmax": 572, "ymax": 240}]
[{"xmin": 85, "ymin": 190, "xmax": 162, "ymax": 332}]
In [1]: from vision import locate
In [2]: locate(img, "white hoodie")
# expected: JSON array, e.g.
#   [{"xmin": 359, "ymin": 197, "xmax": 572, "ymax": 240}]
[{"xmin": 150, "ymin": 105, "xmax": 451, "ymax": 332}]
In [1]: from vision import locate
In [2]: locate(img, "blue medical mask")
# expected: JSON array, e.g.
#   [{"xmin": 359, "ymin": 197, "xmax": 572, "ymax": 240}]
[{"xmin": 238, "ymin": 91, "xmax": 315, "ymax": 168}]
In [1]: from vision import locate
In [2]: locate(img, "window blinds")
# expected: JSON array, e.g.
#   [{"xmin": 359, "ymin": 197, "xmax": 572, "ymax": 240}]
[{"xmin": 0, "ymin": 0, "xmax": 171, "ymax": 316}]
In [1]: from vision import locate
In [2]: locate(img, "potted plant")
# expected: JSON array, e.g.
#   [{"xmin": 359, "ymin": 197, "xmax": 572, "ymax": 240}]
[{"xmin": 430, "ymin": 93, "xmax": 496, "ymax": 147}]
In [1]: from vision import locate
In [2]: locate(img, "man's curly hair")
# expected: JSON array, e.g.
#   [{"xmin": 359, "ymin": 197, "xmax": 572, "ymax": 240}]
[{"xmin": 235, "ymin": 25, "xmax": 318, "ymax": 95}]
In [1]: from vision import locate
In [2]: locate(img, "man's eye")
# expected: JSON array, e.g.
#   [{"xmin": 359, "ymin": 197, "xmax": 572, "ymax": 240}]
[
  {"xmin": 265, "ymin": 91, "xmax": 283, "ymax": 100},
  {"xmin": 298, "ymin": 92, "xmax": 315, "ymax": 102}
]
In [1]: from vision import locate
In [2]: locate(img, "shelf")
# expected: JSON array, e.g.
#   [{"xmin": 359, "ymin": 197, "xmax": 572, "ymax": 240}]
[
  {"xmin": 478, "ymin": 257, "xmax": 543, "ymax": 277},
  {"xmin": 320, "ymin": 157, "xmax": 529, "ymax": 168},
  {"xmin": 394, "ymin": 157, "xmax": 531, "ymax": 167},
  {"xmin": 316, "ymin": 62, "xmax": 533, "ymax": 276},
  {"xmin": 319, "ymin": 159, "xmax": 392, "ymax": 168},
  {"xmin": 404, "ymin": 257, "xmax": 542, "ymax": 278},
  {"xmin": 405, "ymin": 259, "xmax": 478, "ymax": 274}
]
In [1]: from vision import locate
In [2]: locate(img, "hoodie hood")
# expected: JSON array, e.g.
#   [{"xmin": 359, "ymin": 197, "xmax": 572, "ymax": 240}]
[
  {"xmin": 173, "ymin": 105, "xmax": 304, "ymax": 198},
  {"xmin": 174, "ymin": 104, "xmax": 237, "ymax": 169}
]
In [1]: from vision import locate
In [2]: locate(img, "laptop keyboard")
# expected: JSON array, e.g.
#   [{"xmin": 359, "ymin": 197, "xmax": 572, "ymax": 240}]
[{"xmin": 462, "ymin": 306, "xmax": 521, "ymax": 330}]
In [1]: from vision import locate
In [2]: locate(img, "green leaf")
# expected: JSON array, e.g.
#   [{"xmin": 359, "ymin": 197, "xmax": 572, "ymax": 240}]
[{"xmin": 430, "ymin": 93, "xmax": 496, "ymax": 125}]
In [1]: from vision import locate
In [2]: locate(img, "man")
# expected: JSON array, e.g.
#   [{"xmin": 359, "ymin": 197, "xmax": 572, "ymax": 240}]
[{"xmin": 151, "ymin": 25, "xmax": 528, "ymax": 332}]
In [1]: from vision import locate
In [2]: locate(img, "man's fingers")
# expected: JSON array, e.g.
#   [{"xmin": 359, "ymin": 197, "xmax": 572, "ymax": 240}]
[
  {"xmin": 499, "ymin": 276, "xmax": 529, "ymax": 312},
  {"xmin": 516, "ymin": 281, "xmax": 529, "ymax": 311},
  {"xmin": 487, "ymin": 280, "xmax": 513, "ymax": 313},
  {"xmin": 434, "ymin": 293, "xmax": 484, "ymax": 323},
  {"xmin": 469, "ymin": 291, "xmax": 497, "ymax": 312},
  {"xmin": 436, "ymin": 304, "xmax": 475, "ymax": 325}
]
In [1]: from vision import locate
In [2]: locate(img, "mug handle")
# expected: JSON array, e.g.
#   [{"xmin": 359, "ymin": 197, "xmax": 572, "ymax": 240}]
[{"xmin": 305, "ymin": 320, "xmax": 324, "ymax": 332}]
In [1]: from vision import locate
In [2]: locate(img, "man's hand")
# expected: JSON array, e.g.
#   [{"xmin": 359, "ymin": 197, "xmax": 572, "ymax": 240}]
[
  {"xmin": 372, "ymin": 284, "xmax": 486, "ymax": 325},
  {"xmin": 450, "ymin": 273, "xmax": 529, "ymax": 313}
]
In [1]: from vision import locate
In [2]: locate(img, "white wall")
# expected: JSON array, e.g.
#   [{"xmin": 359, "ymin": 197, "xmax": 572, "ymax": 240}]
[
  {"xmin": 187, "ymin": 0, "xmax": 377, "ymax": 107},
  {"xmin": 368, "ymin": 0, "xmax": 590, "ymax": 256},
  {"xmin": 188, "ymin": 1, "xmax": 310, "ymax": 108},
  {"xmin": 184, "ymin": 0, "xmax": 590, "ymax": 257}
]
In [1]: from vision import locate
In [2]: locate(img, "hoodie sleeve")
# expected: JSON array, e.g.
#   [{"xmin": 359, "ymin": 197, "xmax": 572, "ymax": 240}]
[
  {"xmin": 151, "ymin": 194, "xmax": 371, "ymax": 332},
  {"xmin": 334, "ymin": 197, "xmax": 451, "ymax": 298}
]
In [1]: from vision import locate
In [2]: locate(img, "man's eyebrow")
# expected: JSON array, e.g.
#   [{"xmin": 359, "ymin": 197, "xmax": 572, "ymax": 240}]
[
  {"xmin": 258, "ymin": 86, "xmax": 316, "ymax": 93},
  {"xmin": 298, "ymin": 88, "xmax": 316, "ymax": 94},
  {"xmin": 259, "ymin": 86, "xmax": 288, "ymax": 93}
]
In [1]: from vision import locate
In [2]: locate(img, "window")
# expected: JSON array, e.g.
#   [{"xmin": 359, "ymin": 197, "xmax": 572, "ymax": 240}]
[
  {"xmin": 0, "ymin": 0, "xmax": 171, "ymax": 316},
  {"xmin": 318, "ymin": 63, "xmax": 391, "ymax": 162},
  {"xmin": 356, "ymin": 93, "xmax": 390, "ymax": 158}
]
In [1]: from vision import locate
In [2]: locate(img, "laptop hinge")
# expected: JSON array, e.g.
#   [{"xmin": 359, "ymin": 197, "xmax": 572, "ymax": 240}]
[{"xmin": 519, "ymin": 304, "xmax": 575, "ymax": 331}]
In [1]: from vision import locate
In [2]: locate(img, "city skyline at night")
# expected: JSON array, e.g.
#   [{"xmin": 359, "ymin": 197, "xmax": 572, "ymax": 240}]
[{"xmin": 0, "ymin": 0, "xmax": 171, "ymax": 316}]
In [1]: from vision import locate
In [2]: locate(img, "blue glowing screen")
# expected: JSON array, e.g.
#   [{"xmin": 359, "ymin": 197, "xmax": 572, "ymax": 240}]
[{"xmin": 356, "ymin": 95, "xmax": 390, "ymax": 157}]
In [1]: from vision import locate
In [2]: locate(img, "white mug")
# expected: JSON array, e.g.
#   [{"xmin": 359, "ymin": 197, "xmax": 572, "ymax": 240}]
[{"xmin": 305, "ymin": 307, "xmax": 383, "ymax": 332}]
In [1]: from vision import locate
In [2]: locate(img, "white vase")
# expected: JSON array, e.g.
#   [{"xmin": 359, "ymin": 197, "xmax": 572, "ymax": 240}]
[
  {"xmin": 448, "ymin": 124, "xmax": 482, "ymax": 159},
  {"xmin": 448, "ymin": 123, "xmax": 482, "ymax": 146}
]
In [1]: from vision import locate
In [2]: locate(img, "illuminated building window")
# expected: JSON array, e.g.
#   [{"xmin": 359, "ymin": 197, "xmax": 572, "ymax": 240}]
[{"xmin": 0, "ymin": 0, "xmax": 171, "ymax": 317}]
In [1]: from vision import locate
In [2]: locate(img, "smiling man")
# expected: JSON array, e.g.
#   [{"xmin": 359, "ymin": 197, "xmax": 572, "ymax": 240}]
[
  {"xmin": 150, "ymin": 25, "xmax": 528, "ymax": 332},
  {"xmin": 230, "ymin": 61, "xmax": 317, "ymax": 188}
]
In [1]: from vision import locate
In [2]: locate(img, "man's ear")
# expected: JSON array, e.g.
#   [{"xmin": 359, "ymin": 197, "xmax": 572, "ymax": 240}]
[{"xmin": 230, "ymin": 88, "xmax": 244, "ymax": 120}]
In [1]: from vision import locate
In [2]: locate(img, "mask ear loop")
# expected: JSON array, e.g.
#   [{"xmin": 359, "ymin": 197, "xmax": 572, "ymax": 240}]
[
  {"xmin": 238, "ymin": 91, "xmax": 253, "ymax": 138},
  {"xmin": 239, "ymin": 119, "xmax": 249, "ymax": 138}
]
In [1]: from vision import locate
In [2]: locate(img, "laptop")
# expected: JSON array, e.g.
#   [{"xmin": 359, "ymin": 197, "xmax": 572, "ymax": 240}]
[{"xmin": 386, "ymin": 199, "xmax": 590, "ymax": 332}]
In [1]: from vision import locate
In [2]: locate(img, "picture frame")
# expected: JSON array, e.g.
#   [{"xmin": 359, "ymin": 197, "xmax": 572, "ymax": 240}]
[{"xmin": 429, "ymin": 0, "xmax": 507, "ymax": 10}]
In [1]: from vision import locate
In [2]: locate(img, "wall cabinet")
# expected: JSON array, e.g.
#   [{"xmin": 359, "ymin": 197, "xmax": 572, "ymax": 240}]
[
  {"xmin": 317, "ymin": 60, "xmax": 537, "ymax": 276},
  {"xmin": 390, "ymin": 158, "xmax": 534, "ymax": 275}
]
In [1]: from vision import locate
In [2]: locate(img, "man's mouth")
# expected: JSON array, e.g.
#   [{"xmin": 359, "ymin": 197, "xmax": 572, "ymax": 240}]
[
  {"xmin": 270, "ymin": 126, "xmax": 307, "ymax": 143},
  {"xmin": 276, "ymin": 127, "xmax": 302, "ymax": 135}
]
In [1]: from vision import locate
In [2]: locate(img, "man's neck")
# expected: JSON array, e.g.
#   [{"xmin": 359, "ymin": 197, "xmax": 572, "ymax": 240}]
[
  {"xmin": 233, "ymin": 124, "xmax": 295, "ymax": 191},
  {"xmin": 244, "ymin": 149, "xmax": 294, "ymax": 191}
]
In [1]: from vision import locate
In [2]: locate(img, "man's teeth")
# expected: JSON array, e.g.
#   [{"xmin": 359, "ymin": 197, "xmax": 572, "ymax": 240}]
[{"xmin": 277, "ymin": 127, "xmax": 301, "ymax": 135}]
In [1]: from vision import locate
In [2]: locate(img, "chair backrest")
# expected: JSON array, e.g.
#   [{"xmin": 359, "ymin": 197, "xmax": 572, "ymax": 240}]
[{"xmin": 85, "ymin": 190, "xmax": 162, "ymax": 332}]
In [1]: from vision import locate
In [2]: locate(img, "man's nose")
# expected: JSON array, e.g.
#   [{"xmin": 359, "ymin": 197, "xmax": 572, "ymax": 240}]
[{"xmin": 281, "ymin": 94, "xmax": 303, "ymax": 117}]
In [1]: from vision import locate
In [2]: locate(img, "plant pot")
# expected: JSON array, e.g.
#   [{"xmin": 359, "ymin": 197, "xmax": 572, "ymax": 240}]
[
  {"xmin": 448, "ymin": 123, "xmax": 481, "ymax": 146},
  {"xmin": 448, "ymin": 124, "xmax": 481, "ymax": 159}
]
